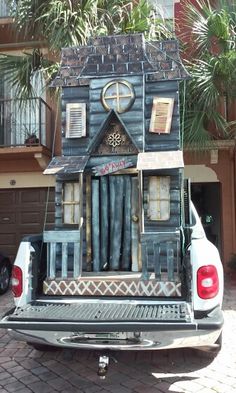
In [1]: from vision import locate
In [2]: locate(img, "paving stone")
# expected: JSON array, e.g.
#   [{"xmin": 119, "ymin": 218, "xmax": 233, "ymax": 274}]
[
  {"xmin": 20, "ymin": 374, "xmax": 40, "ymax": 384},
  {"xmin": 27, "ymin": 381, "xmax": 56, "ymax": 393},
  {"xmin": 38, "ymin": 371, "xmax": 58, "ymax": 381},
  {"xmin": 4, "ymin": 381, "xmax": 26, "ymax": 392}
]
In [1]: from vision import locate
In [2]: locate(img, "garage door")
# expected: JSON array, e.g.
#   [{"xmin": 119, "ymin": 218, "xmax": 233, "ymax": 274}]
[{"xmin": 0, "ymin": 188, "xmax": 55, "ymax": 262}]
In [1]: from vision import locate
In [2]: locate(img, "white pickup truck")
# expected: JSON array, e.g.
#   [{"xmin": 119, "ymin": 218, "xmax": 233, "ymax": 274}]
[{"xmin": 0, "ymin": 203, "xmax": 223, "ymax": 368}]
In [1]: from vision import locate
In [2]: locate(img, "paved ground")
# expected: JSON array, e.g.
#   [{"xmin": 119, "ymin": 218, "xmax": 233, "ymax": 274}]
[{"xmin": 0, "ymin": 278, "xmax": 236, "ymax": 393}]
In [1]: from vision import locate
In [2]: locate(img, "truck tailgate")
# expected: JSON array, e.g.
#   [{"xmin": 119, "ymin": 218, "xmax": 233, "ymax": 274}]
[{"xmin": 0, "ymin": 300, "xmax": 195, "ymax": 331}]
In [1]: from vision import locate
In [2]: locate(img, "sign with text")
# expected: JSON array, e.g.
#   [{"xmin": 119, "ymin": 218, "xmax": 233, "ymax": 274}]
[
  {"xmin": 93, "ymin": 158, "xmax": 133, "ymax": 176},
  {"xmin": 137, "ymin": 151, "xmax": 184, "ymax": 170}
]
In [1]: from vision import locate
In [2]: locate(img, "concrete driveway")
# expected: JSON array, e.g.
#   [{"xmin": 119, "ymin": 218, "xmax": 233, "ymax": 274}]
[{"xmin": 0, "ymin": 279, "xmax": 235, "ymax": 393}]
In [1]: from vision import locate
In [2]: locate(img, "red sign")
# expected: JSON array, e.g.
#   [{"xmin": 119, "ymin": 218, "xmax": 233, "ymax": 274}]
[{"xmin": 93, "ymin": 158, "xmax": 133, "ymax": 176}]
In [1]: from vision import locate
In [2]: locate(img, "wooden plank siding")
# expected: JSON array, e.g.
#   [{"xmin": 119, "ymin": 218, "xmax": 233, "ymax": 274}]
[
  {"xmin": 62, "ymin": 86, "xmax": 90, "ymax": 156},
  {"xmin": 145, "ymin": 80, "xmax": 180, "ymax": 151},
  {"xmin": 89, "ymin": 76, "xmax": 144, "ymax": 152},
  {"xmin": 61, "ymin": 77, "xmax": 145, "ymax": 156}
]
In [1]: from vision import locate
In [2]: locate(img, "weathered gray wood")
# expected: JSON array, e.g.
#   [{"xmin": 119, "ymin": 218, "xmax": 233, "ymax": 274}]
[
  {"xmin": 131, "ymin": 177, "xmax": 139, "ymax": 271},
  {"xmin": 44, "ymin": 230, "xmax": 81, "ymax": 279},
  {"xmin": 100, "ymin": 176, "xmax": 109, "ymax": 270},
  {"xmin": 153, "ymin": 242, "xmax": 161, "ymax": 280},
  {"xmin": 55, "ymin": 179, "xmax": 63, "ymax": 228},
  {"xmin": 121, "ymin": 176, "xmax": 131, "ymax": 270},
  {"xmin": 61, "ymin": 242, "xmax": 68, "ymax": 278},
  {"xmin": 167, "ymin": 242, "xmax": 174, "ymax": 281},
  {"xmin": 145, "ymin": 81, "xmax": 180, "ymax": 152},
  {"xmin": 109, "ymin": 176, "xmax": 116, "ymax": 270},
  {"xmin": 141, "ymin": 241, "xmax": 149, "ymax": 280},
  {"xmin": 74, "ymin": 240, "xmax": 81, "ymax": 277},
  {"xmin": 49, "ymin": 243, "xmax": 56, "ymax": 278},
  {"xmin": 86, "ymin": 175, "xmax": 92, "ymax": 271},
  {"xmin": 92, "ymin": 179, "xmax": 100, "ymax": 272},
  {"xmin": 44, "ymin": 230, "xmax": 80, "ymax": 242},
  {"xmin": 87, "ymin": 155, "xmax": 137, "ymax": 169},
  {"xmin": 140, "ymin": 232, "xmax": 181, "ymax": 282},
  {"xmin": 110, "ymin": 176, "xmax": 124, "ymax": 270},
  {"xmin": 47, "ymin": 244, "xmax": 50, "ymax": 277},
  {"xmin": 89, "ymin": 76, "xmax": 144, "ymax": 150}
]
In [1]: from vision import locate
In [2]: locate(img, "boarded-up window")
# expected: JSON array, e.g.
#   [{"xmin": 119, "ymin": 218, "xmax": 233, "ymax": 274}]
[
  {"xmin": 147, "ymin": 176, "xmax": 170, "ymax": 221},
  {"xmin": 63, "ymin": 182, "xmax": 80, "ymax": 224},
  {"xmin": 66, "ymin": 103, "xmax": 86, "ymax": 138},
  {"xmin": 149, "ymin": 97, "xmax": 174, "ymax": 134}
]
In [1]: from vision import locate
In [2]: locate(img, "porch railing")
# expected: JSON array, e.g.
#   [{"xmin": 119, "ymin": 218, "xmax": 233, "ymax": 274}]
[
  {"xmin": 141, "ymin": 232, "xmax": 181, "ymax": 281},
  {"xmin": 0, "ymin": 97, "xmax": 52, "ymax": 150},
  {"xmin": 43, "ymin": 230, "xmax": 82, "ymax": 279}
]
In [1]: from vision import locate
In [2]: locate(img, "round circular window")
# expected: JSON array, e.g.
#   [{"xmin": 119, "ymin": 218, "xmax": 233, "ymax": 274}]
[{"xmin": 101, "ymin": 80, "xmax": 135, "ymax": 113}]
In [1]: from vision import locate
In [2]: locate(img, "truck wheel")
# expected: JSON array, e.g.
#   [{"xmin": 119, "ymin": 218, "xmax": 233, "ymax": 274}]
[
  {"xmin": 28, "ymin": 343, "xmax": 60, "ymax": 351},
  {"xmin": 0, "ymin": 259, "xmax": 11, "ymax": 295}
]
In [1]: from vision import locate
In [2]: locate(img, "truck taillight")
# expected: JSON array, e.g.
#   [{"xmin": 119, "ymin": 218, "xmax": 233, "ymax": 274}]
[
  {"xmin": 197, "ymin": 265, "xmax": 219, "ymax": 299},
  {"xmin": 11, "ymin": 266, "xmax": 23, "ymax": 298}
]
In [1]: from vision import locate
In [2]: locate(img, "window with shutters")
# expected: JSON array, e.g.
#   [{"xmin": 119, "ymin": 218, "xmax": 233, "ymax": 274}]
[
  {"xmin": 149, "ymin": 97, "xmax": 174, "ymax": 134},
  {"xmin": 147, "ymin": 176, "xmax": 170, "ymax": 221},
  {"xmin": 62, "ymin": 182, "xmax": 80, "ymax": 224},
  {"xmin": 66, "ymin": 103, "xmax": 86, "ymax": 138}
]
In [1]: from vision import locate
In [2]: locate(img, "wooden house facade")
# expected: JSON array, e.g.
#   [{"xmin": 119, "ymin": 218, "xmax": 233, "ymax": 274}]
[{"xmin": 43, "ymin": 33, "xmax": 189, "ymax": 297}]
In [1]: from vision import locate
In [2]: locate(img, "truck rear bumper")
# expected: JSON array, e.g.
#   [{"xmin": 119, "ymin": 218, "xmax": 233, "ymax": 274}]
[
  {"xmin": 8, "ymin": 326, "xmax": 222, "ymax": 351},
  {"xmin": 1, "ymin": 304, "xmax": 223, "ymax": 351}
]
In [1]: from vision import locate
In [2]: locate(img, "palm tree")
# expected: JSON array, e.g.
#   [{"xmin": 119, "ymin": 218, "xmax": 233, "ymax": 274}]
[
  {"xmin": 0, "ymin": 0, "xmax": 172, "ymax": 97},
  {"xmin": 179, "ymin": 0, "xmax": 236, "ymax": 149}
]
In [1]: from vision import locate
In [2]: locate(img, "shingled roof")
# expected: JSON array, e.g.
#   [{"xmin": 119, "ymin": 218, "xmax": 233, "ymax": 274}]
[{"xmin": 52, "ymin": 33, "xmax": 189, "ymax": 87}]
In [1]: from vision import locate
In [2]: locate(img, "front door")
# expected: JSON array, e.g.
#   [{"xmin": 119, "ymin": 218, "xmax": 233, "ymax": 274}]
[{"xmin": 90, "ymin": 174, "xmax": 139, "ymax": 273}]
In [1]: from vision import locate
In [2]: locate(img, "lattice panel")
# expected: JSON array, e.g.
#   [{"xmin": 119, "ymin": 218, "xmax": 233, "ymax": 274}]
[{"xmin": 43, "ymin": 278, "xmax": 181, "ymax": 297}]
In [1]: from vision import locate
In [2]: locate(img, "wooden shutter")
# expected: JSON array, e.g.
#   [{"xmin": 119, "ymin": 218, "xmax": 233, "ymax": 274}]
[
  {"xmin": 147, "ymin": 176, "xmax": 170, "ymax": 221},
  {"xmin": 149, "ymin": 97, "xmax": 174, "ymax": 134},
  {"xmin": 66, "ymin": 103, "xmax": 86, "ymax": 138}
]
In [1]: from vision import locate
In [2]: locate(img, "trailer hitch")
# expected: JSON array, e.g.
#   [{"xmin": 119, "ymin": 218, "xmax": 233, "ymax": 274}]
[
  {"xmin": 97, "ymin": 353, "xmax": 118, "ymax": 379},
  {"xmin": 97, "ymin": 355, "xmax": 109, "ymax": 379}
]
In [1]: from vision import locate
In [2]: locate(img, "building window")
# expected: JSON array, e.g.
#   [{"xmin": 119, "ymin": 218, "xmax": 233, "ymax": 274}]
[
  {"xmin": 62, "ymin": 182, "xmax": 80, "ymax": 224},
  {"xmin": 101, "ymin": 80, "xmax": 135, "ymax": 113},
  {"xmin": 147, "ymin": 176, "xmax": 170, "ymax": 221}
]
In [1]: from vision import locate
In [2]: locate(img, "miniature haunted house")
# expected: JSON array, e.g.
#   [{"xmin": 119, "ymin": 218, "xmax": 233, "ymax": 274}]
[{"xmin": 43, "ymin": 34, "xmax": 189, "ymax": 297}]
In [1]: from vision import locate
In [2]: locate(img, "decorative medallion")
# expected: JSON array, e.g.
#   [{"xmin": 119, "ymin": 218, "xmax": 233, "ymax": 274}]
[
  {"xmin": 101, "ymin": 80, "xmax": 135, "ymax": 113},
  {"xmin": 89, "ymin": 110, "xmax": 139, "ymax": 156},
  {"xmin": 94, "ymin": 120, "xmax": 138, "ymax": 155}
]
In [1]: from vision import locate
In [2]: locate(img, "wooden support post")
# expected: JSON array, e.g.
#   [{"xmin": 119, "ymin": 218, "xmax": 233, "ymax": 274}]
[
  {"xmin": 153, "ymin": 242, "xmax": 161, "ymax": 280},
  {"xmin": 110, "ymin": 176, "xmax": 124, "ymax": 270},
  {"xmin": 167, "ymin": 242, "xmax": 174, "ymax": 281},
  {"xmin": 49, "ymin": 243, "xmax": 56, "ymax": 279},
  {"xmin": 100, "ymin": 176, "xmax": 109, "ymax": 270},
  {"xmin": 55, "ymin": 177, "xmax": 63, "ymax": 228},
  {"xmin": 109, "ymin": 176, "xmax": 115, "ymax": 269},
  {"xmin": 61, "ymin": 242, "xmax": 68, "ymax": 278},
  {"xmin": 86, "ymin": 175, "xmax": 92, "ymax": 271},
  {"xmin": 122, "ymin": 176, "xmax": 131, "ymax": 270},
  {"xmin": 141, "ymin": 241, "xmax": 149, "ymax": 280},
  {"xmin": 92, "ymin": 179, "xmax": 100, "ymax": 272},
  {"xmin": 131, "ymin": 177, "xmax": 139, "ymax": 271}
]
